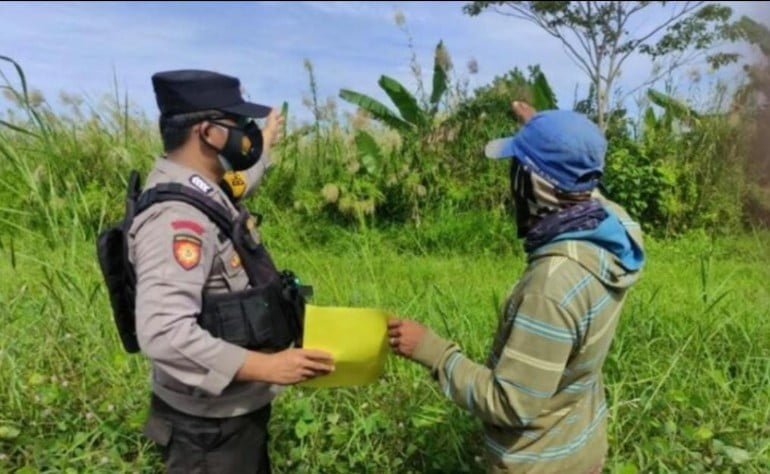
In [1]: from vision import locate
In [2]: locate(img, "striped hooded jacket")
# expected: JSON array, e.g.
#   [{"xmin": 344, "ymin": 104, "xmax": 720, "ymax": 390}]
[{"xmin": 412, "ymin": 196, "xmax": 644, "ymax": 473}]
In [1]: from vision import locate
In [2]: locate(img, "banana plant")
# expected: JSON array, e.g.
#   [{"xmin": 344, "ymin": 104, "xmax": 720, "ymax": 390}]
[
  {"xmin": 530, "ymin": 67, "xmax": 558, "ymax": 111},
  {"xmin": 339, "ymin": 40, "xmax": 450, "ymax": 136},
  {"xmin": 647, "ymin": 89, "xmax": 700, "ymax": 127}
]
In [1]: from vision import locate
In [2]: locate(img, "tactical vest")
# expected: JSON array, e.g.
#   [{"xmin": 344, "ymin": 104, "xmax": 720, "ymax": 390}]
[{"xmin": 96, "ymin": 171, "xmax": 309, "ymax": 354}]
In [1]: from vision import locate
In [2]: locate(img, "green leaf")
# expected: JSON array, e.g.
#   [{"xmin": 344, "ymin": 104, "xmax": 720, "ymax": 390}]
[
  {"xmin": 28, "ymin": 373, "xmax": 46, "ymax": 386},
  {"xmin": 0, "ymin": 55, "xmax": 51, "ymax": 138},
  {"xmin": 294, "ymin": 420, "xmax": 311, "ymax": 439},
  {"xmin": 0, "ymin": 119, "xmax": 39, "ymax": 138},
  {"xmin": 617, "ymin": 462, "xmax": 639, "ymax": 474},
  {"xmin": 664, "ymin": 420, "xmax": 677, "ymax": 435},
  {"xmin": 721, "ymin": 445, "xmax": 751, "ymax": 464},
  {"xmin": 531, "ymin": 70, "xmax": 557, "ymax": 110},
  {"xmin": 737, "ymin": 16, "xmax": 770, "ymax": 57},
  {"xmin": 339, "ymin": 89, "xmax": 413, "ymax": 134},
  {"xmin": 127, "ymin": 408, "xmax": 147, "ymax": 430},
  {"xmin": 280, "ymin": 101, "xmax": 289, "ymax": 137},
  {"xmin": 647, "ymin": 89, "xmax": 699, "ymax": 125},
  {"xmin": 0, "ymin": 425, "xmax": 20, "ymax": 440},
  {"xmin": 354, "ymin": 130, "xmax": 381, "ymax": 159},
  {"xmin": 694, "ymin": 425, "xmax": 714, "ymax": 441},
  {"xmin": 709, "ymin": 369, "xmax": 729, "ymax": 390},
  {"xmin": 378, "ymin": 75, "xmax": 427, "ymax": 128},
  {"xmin": 714, "ymin": 439, "xmax": 752, "ymax": 464},
  {"xmin": 354, "ymin": 130, "xmax": 382, "ymax": 174},
  {"xmin": 0, "ymin": 55, "xmax": 31, "ymax": 107},
  {"xmin": 643, "ymin": 107, "xmax": 657, "ymax": 132},
  {"xmin": 327, "ymin": 413, "xmax": 341, "ymax": 425},
  {"xmin": 430, "ymin": 40, "xmax": 449, "ymax": 111}
]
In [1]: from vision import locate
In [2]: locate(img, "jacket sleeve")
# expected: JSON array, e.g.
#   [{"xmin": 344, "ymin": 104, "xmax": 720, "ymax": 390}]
[
  {"xmin": 411, "ymin": 293, "xmax": 578, "ymax": 427},
  {"xmin": 131, "ymin": 204, "xmax": 248, "ymax": 396}
]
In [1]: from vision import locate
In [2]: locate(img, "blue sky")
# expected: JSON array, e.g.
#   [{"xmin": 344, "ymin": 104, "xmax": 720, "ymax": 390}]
[{"xmin": 1, "ymin": 1, "xmax": 768, "ymax": 125}]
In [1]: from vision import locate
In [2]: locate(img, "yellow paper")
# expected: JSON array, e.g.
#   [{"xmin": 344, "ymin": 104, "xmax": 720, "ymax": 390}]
[{"xmin": 299, "ymin": 305, "xmax": 389, "ymax": 388}]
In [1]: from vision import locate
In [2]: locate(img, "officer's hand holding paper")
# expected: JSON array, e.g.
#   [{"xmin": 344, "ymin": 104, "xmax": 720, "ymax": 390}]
[{"xmin": 299, "ymin": 305, "xmax": 390, "ymax": 388}]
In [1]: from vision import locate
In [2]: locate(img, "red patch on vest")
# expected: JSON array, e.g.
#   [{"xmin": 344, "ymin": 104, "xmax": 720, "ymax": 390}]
[
  {"xmin": 173, "ymin": 235, "xmax": 202, "ymax": 270},
  {"xmin": 171, "ymin": 220, "xmax": 204, "ymax": 235}
]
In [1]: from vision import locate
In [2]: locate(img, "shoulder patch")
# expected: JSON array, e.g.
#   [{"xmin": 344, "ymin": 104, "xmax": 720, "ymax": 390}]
[
  {"xmin": 189, "ymin": 175, "xmax": 213, "ymax": 194},
  {"xmin": 171, "ymin": 219, "xmax": 204, "ymax": 236},
  {"xmin": 173, "ymin": 234, "xmax": 202, "ymax": 270}
]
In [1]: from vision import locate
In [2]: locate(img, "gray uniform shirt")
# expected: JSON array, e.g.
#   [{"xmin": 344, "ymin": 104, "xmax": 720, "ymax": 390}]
[{"xmin": 128, "ymin": 155, "xmax": 279, "ymax": 418}]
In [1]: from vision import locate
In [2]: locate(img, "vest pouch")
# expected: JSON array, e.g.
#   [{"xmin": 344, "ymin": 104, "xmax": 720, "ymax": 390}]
[
  {"xmin": 96, "ymin": 170, "xmax": 143, "ymax": 354},
  {"xmin": 199, "ymin": 296, "xmax": 252, "ymax": 348},
  {"xmin": 259, "ymin": 296, "xmax": 295, "ymax": 351},
  {"xmin": 96, "ymin": 223, "xmax": 140, "ymax": 353},
  {"xmin": 204, "ymin": 205, "xmax": 307, "ymax": 350},
  {"xmin": 200, "ymin": 286, "xmax": 295, "ymax": 351},
  {"xmin": 278, "ymin": 270, "xmax": 310, "ymax": 347},
  {"xmin": 240, "ymin": 289, "xmax": 283, "ymax": 350}
]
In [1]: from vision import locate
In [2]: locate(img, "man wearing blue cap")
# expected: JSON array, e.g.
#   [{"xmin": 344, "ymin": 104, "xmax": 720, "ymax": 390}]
[
  {"xmin": 127, "ymin": 70, "xmax": 334, "ymax": 473},
  {"xmin": 389, "ymin": 102, "xmax": 645, "ymax": 473}
]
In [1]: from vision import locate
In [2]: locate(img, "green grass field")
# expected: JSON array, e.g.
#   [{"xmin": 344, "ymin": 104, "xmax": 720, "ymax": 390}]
[{"xmin": 1, "ymin": 213, "xmax": 768, "ymax": 473}]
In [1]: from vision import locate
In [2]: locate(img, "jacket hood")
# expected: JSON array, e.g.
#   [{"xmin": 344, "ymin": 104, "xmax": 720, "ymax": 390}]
[{"xmin": 527, "ymin": 198, "xmax": 645, "ymax": 290}]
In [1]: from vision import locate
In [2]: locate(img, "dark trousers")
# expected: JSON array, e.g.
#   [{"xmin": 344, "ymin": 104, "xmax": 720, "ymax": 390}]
[{"xmin": 143, "ymin": 394, "xmax": 272, "ymax": 474}]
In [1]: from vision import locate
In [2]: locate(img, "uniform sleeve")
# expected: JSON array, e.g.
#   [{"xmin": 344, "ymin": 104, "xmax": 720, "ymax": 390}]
[
  {"xmin": 411, "ymin": 293, "xmax": 577, "ymax": 427},
  {"xmin": 243, "ymin": 151, "xmax": 272, "ymax": 198},
  {"xmin": 132, "ymin": 204, "xmax": 248, "ymax": 396}
]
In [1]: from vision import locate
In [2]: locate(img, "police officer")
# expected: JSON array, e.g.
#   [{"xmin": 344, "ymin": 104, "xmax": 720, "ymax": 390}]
[{"xmin": 131, "ymin": 70, "xmax": 334, "ymax": 473}]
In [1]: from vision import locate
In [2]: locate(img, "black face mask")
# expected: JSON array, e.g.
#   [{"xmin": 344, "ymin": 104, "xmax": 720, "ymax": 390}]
[
  {"xmin": 203, "ymin": 119, "xmax": 264, "ymax": 171},
  {"xmin": 510, "ymin": 161, "xmax": 535, "ymax": 238}
]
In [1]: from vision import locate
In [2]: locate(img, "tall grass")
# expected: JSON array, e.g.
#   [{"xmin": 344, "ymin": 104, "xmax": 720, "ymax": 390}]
[{"xmin": 1, "ymin": 221, "xmax": 769, "ymax": 472}]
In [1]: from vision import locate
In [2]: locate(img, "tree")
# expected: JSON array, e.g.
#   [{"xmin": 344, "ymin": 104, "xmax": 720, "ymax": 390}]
[
  {"xmin": 463, "ymin": 1, "xmax": 743, "ymax": 131},
  {"xmin": 735, "ymin": 17, "xmax": 770, "ymax": 104},
  {"xmin": 734, "ymin": 17, "xmax": 770, "ymax": 224}
]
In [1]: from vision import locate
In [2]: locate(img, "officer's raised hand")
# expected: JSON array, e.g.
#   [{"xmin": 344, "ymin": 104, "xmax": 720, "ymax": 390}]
[
  {"xmin": 512, "ymin": 100, "xmax": 536, "ymax": 123},
  {"xmin": 236, "ymin": 348, "xmax": 334, "ymax": 385},
  {"xmin": 262, "ymin": 108, "xmax": 285, "ymax": 154}
]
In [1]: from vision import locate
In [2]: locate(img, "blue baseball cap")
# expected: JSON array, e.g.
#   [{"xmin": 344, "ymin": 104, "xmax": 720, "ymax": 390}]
[{"xmin": 484, "ymin": 110, "xmax": 606, "ymax": 193}]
